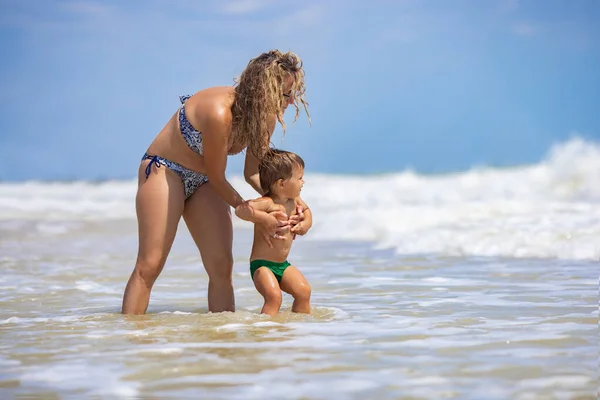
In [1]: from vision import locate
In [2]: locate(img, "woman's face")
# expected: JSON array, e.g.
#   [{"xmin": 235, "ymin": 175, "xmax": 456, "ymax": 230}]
[{"xmin": 282, "ymin": 74, "xmax": 295, "ymax": 110}]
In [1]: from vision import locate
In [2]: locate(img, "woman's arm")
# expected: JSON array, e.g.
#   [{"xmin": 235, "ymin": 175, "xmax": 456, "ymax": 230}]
[
  {"xmin": 202, "ymin": 110, "xmax": 289, "ymax": 242},
  {"xmin": 202, "ymin": 111, "xmax": 245, "ymax": 208},
  {"xmin": 243, "ymin": 115, "xmax": 276, "ymax": 195},
  {"xmin": 244, "ymin": 151, "xmax": 264, "ymax": 195},
  {"xmin": 235, "ymin": 198, "xmax": 290, "ymax": 246}
]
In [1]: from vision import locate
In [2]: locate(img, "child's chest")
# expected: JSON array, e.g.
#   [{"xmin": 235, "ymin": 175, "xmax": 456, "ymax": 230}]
[{"xmin": 273, "ymin": 200, "xmax": 296, "ymax": 218}]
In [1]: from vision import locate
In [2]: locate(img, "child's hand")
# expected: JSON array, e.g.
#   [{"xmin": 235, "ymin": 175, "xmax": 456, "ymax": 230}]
[
  {"xmin": 290, "ymin": 221, "xmax": 308, "ymax": 236},
  {"xmin": 288, "ymin": 204, "xmax": 304, "ymax": 226}
]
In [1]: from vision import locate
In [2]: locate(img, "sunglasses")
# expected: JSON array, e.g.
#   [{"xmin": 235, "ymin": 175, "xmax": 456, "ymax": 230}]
[{"xmin": 283, "ymin": 91, "xmax": 292, "ymax": 98}]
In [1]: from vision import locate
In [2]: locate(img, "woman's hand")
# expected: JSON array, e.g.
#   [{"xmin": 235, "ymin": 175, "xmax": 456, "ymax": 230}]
[
  {"xmin": 235, "ymin": 201, "xmax": 291, "ymax": 248},
  {"xmin": 257, "ymin": 209, "xmax": 290, "ymax": 248}
]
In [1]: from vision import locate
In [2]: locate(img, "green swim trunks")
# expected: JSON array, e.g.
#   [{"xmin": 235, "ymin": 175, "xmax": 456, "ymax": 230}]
[{"xmin": 250, "ymin": 259, "xmax": 291, "ymax": 282}]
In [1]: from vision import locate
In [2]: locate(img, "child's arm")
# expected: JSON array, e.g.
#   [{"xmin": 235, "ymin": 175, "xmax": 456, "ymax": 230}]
[
  {"xmin": 291, "ymin": 197, "xmax": 312, "ymax": 236},
  {"xmin": 234, "ymin": 197, "xmax": 277, "ymax": 222}
]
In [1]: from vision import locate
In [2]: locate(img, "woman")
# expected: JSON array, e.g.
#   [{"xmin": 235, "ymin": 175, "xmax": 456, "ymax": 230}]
[{"xmin": 121, "ymin": 50, "xmax": 311, "ymax": 315}]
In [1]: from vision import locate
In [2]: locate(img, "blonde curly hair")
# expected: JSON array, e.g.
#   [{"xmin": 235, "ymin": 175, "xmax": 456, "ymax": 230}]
[{"xmin": 231, "ymin": 50, "xmax": 311, "ymax": 159}]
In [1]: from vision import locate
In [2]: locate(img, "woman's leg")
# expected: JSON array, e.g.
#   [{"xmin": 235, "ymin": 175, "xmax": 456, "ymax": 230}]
[
  {"xmin": 280, "ymin": 266, "xmax": 311, "ymax": 314},
  {"xmin": 182, "ymin": 182, "xmax": 235, "ymax": 313},
  {"xmin": 252, "ymin": 267, "xmax": 283, "ymax": 316},
  {"xmin": 121, "ymin": 161, "xmax": 185, "ymax": 314}
]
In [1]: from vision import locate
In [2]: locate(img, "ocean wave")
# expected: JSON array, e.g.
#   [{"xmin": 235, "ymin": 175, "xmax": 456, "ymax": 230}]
[{"xmin": 1, "ymin": 137, "xmax": 598, "ymax": 261}]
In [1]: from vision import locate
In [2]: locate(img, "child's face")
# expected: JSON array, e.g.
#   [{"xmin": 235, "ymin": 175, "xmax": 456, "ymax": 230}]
[{"xmin": 282, "ymin": 165, "xmax": 304, "ymax": 198}]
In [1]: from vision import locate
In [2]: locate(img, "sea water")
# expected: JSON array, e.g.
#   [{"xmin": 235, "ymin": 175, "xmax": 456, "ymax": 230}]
[{"xmin": 0, "ymin": 138, "xmax": 597, "ymax": 399}]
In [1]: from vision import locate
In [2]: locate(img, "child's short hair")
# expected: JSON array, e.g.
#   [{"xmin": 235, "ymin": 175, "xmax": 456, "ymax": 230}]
[{"xmin": 259, "ymin": 149, "xmax": 305, "ymax": 194}]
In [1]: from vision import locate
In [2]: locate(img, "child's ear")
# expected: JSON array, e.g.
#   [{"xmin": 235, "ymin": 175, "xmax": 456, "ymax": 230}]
[{"xmin": 276, "ymin": 178, "xmax": 285, "ymax": 188}]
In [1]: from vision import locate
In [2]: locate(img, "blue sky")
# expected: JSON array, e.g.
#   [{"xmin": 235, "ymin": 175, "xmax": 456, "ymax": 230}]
[{"xmin": 0, "ymin": 0, "xmax": 599, "ymax": 181}]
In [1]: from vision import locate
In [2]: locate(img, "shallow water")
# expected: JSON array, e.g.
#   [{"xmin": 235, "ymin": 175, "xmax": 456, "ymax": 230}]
[{"xmin": 0, "ymin": 219, "xmax": 596, "ymax": 399}]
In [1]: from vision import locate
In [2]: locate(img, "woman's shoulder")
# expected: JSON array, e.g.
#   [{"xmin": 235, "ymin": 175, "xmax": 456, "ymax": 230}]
[
  {"xmin": 197, "ymin": 86, "xmax": 235, "ymax": 97},
  {"xmin": 188, "ymin": 86, "xmax": 235, "ymax": 126}
]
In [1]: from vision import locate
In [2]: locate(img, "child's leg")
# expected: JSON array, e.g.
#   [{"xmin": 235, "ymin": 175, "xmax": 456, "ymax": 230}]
[
  {"xmin": 280, "ymin": 266, "xmax": 311, "ymax": 314},
  {"xmin": 252, "ymin": 267, "xmax": 283, "ymax": 316}
]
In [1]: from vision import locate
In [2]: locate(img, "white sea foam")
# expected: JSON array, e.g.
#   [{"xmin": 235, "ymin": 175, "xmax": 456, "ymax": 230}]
[
  {"xmin": 19, "ymin": 362, "xmax": 139, "ymax": 398},
  {"xmin": 1, "ymin": 138, "xmax": 598, "ymax": 260},
  {"xmin": 75, "ymin": 280, "xmax": 119, "ymax": 294}
]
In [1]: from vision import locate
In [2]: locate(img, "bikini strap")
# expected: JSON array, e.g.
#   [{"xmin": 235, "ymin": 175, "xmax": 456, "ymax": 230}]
[
  {"xmin": 144, "ymin": 154, "xmax": 161, "ymax": 179},
  {"xmin": 179, "ymin": 95, "xmax": 192, "ymax": 104}
]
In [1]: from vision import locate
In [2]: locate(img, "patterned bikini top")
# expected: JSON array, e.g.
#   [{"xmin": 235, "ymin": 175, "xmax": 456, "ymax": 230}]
[
  {"xmin": 179, "ymin": 95, "xmax": 204, "ymax": 155},
  {"xmin": 179, "ymin": 94, "xmax": 246, "ymax": 156}
]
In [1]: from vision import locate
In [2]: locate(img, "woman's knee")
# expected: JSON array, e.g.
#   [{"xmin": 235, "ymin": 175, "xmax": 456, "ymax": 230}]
[
  {"xmin": 134, "ymin": 255, "xmax": 165, "ymax": 287},
  {"xmin": 204, "ymin": 253, "xmax": 234, "ymax": 281}
]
